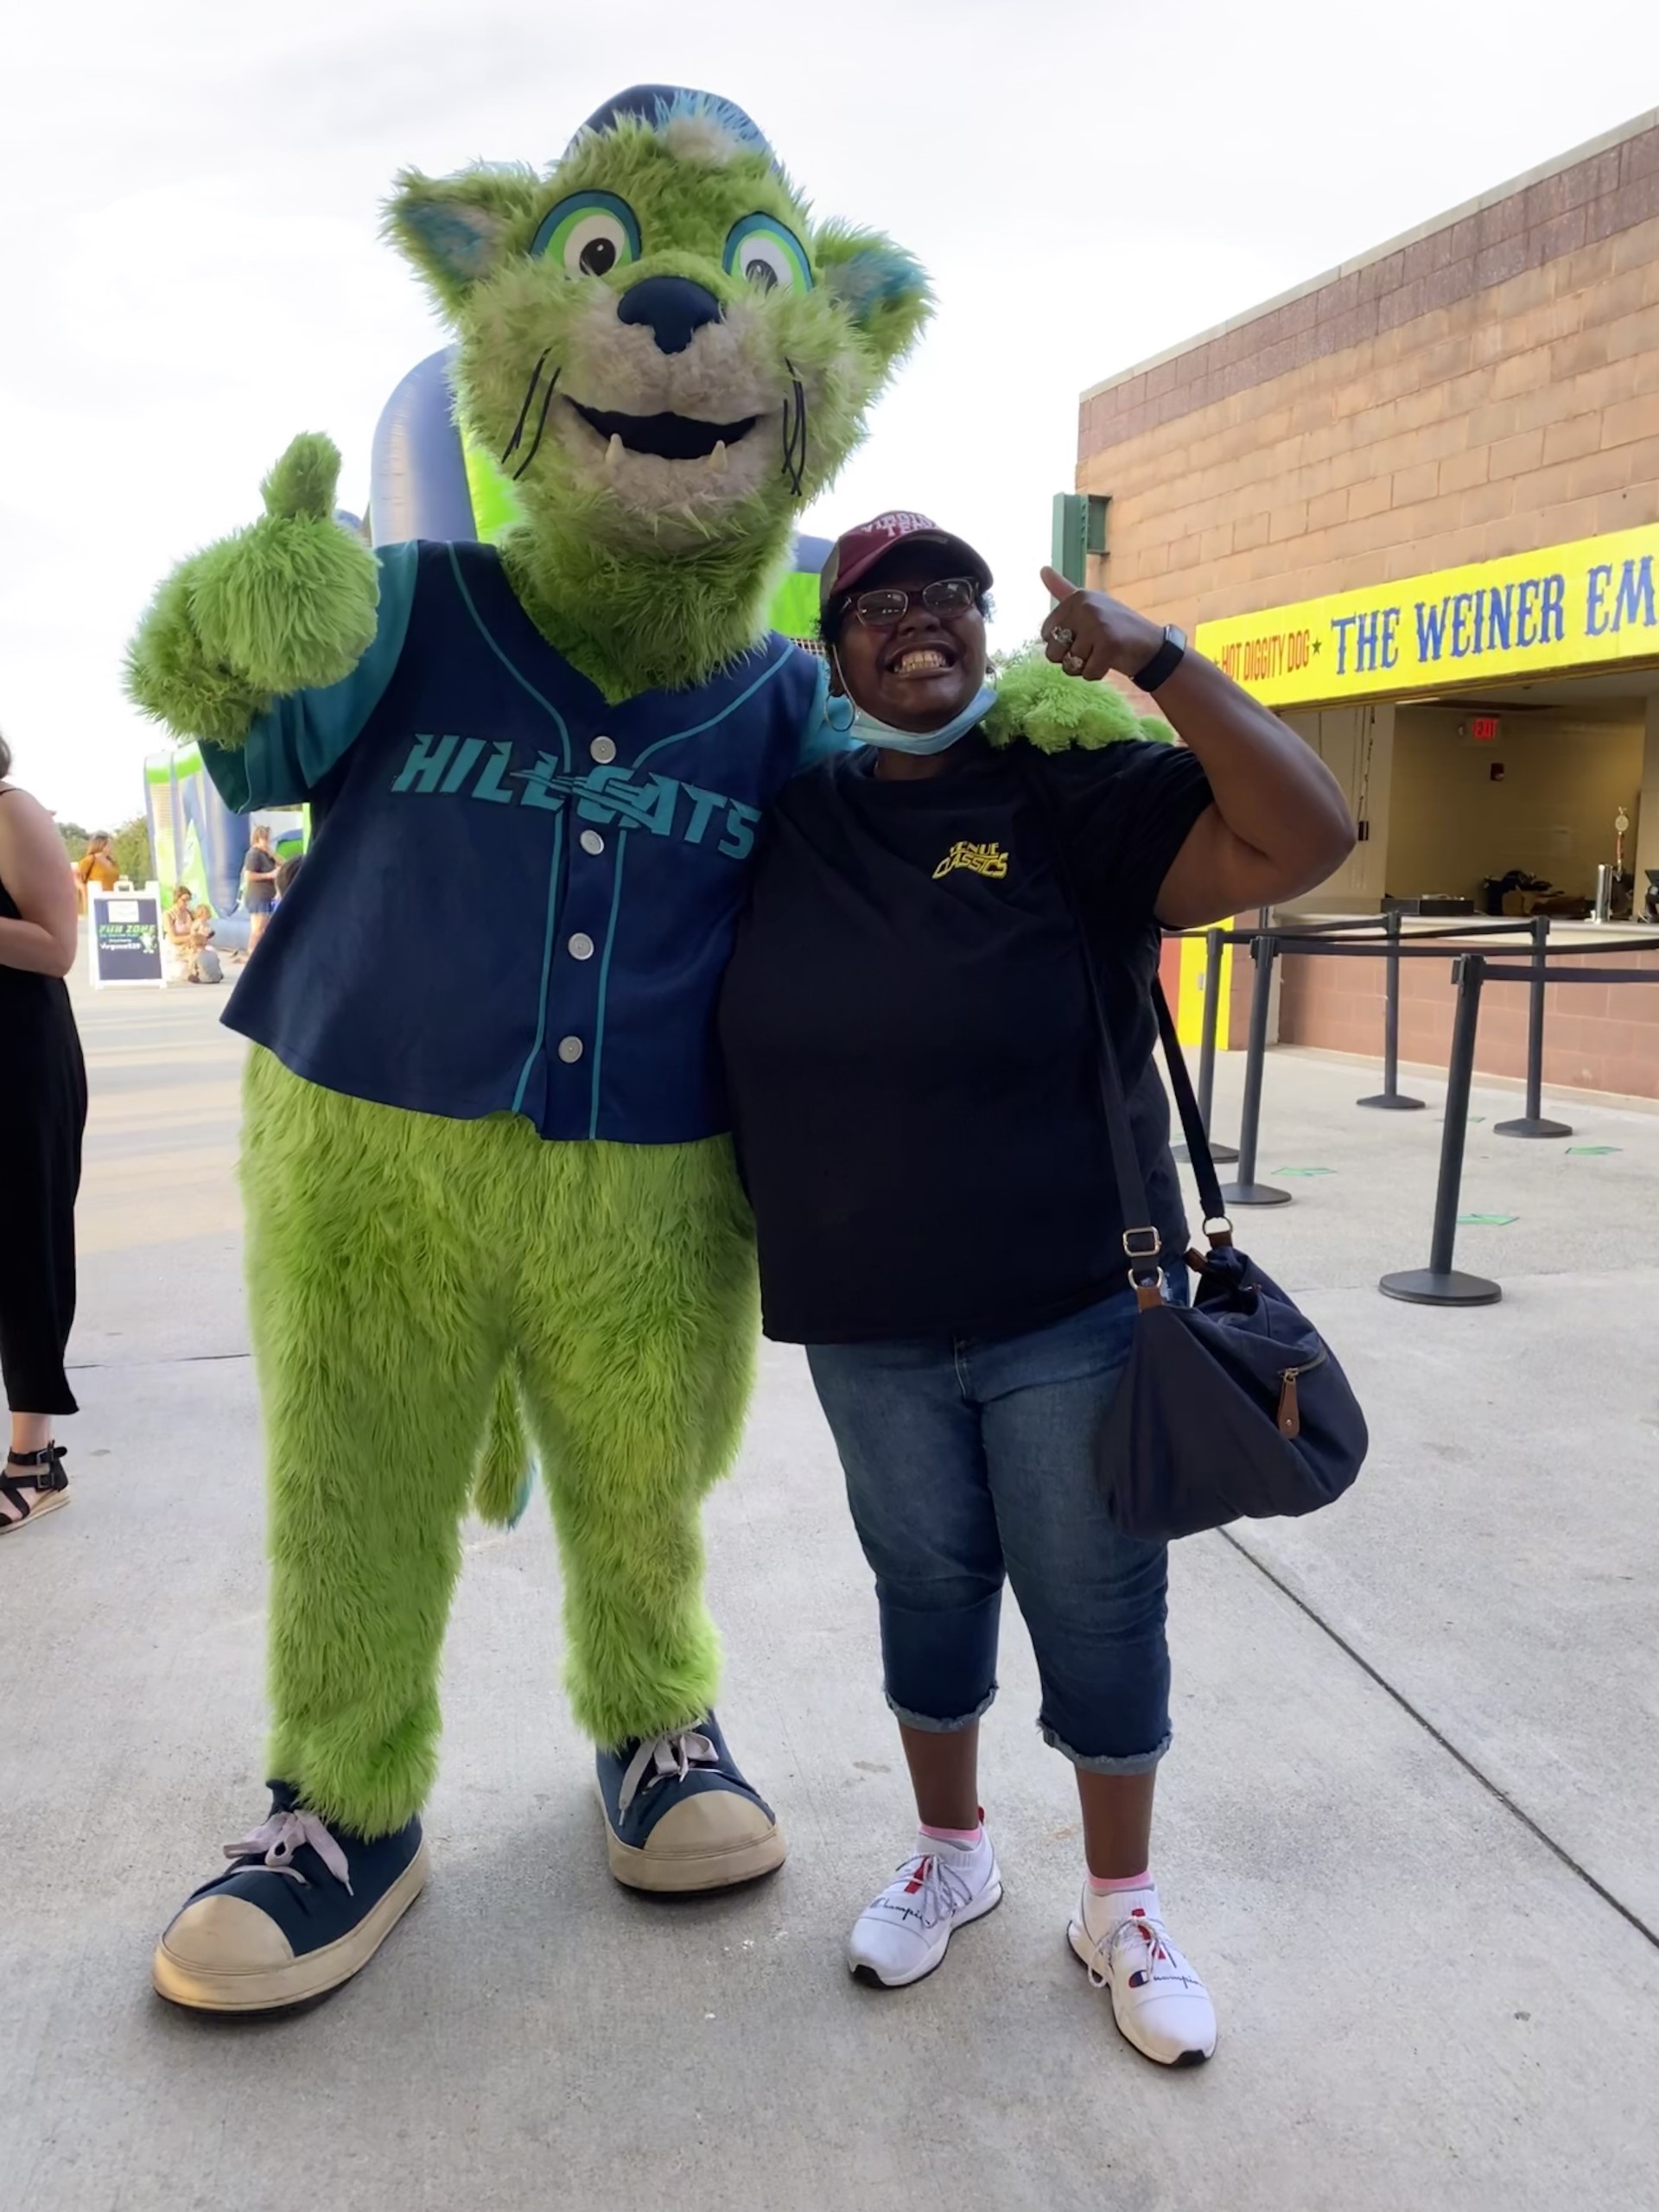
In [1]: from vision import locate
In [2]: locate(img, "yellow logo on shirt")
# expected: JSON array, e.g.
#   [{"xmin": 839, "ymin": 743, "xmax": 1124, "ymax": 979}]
[{"xmin": 932, "ymin": 840, "xmax": 1009, "ymax": 882}]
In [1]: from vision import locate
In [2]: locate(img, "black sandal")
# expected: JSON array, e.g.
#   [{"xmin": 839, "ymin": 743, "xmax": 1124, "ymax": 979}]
[{"xmin": 0, "ymin": 1442, "xmax": 70, "ymax": 1534}]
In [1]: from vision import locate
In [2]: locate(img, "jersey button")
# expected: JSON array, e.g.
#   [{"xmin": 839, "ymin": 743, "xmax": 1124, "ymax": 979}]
[
  {"xmin": 568, "ymin": 933, "xmax": 595, "ymax": 961},
  {"xmin": 557, "ymin": 1036, "xmax": 584, "ymax": 1064},
  {"xmin": 580, "ymin": 830, "xmax": 606, "ymax": 855},
  {"xmin": 589, "ymin": 735, "xmax": 616, "ymax": 764}
]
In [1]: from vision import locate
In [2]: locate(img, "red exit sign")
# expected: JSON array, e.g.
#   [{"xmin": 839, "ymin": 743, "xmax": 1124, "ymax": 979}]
[{"xmin": 1471, "ymin": 714, "xmax": 1501, "ymax": 742}]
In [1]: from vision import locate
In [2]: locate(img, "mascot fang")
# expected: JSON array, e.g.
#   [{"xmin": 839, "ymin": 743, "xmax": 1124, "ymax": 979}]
[{"xmin": 126, "ymin": 85, "xmax": 930, "ymax": 2014}]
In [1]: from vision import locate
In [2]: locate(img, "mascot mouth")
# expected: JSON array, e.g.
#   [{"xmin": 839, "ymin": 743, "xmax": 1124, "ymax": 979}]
[{"xmin": 570, "ymin": 401, "xmax": 758, "ymax": 462}]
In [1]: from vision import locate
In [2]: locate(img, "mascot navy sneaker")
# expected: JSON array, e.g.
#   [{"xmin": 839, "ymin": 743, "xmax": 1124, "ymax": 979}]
[
  {"xmin": 596, "ymin": 1712, "xmax": 785, "ymax": 1891},
  {"xmin": 152, "ymin": 1783, "xmax": 428, "ymax": 2012}
]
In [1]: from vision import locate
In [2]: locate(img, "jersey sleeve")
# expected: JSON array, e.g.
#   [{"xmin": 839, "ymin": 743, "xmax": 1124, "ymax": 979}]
[
  {"xmin": 199, "ymin": 542, "xmax": 420, "ymax": 813},
  {"xmin": 1054, "ymin": 739, "xmax": 1213, "ymax": 923}
]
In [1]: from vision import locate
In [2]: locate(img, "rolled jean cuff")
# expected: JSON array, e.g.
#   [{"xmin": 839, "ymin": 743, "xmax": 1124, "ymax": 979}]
[
  {"xmin": 1039, "ymin": 1721, "xmax": 1172, "ymax": 1775},
  {"xmin": 886, "ymin": 1682, "xmax": 998, "ymax": 1733}
]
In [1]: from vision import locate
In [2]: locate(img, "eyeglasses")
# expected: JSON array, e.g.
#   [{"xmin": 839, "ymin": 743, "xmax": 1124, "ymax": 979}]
[{"xmin": 842, "ymin": 576, "xmax": 980, "ymax": 628}]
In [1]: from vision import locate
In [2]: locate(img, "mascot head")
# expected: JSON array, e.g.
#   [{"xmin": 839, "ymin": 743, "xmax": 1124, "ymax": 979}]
[{"xmin": 386, "ymin": 86, "xmax": 930, "ymax": 570}]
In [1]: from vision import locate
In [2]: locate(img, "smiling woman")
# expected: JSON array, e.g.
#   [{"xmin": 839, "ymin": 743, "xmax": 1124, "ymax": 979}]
[
  {"xmin": 717, "ymin": 508, "xmax": 1353, "ymax": 2063},
  {"xmin": 817, "ymin": 519, "xmax": 994, "ymax": 744}
]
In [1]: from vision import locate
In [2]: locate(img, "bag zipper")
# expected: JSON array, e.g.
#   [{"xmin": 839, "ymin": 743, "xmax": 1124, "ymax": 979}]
[{"xmin": 1276, "ymin": 1347, "xmax": 1327, "ymax": 1439}]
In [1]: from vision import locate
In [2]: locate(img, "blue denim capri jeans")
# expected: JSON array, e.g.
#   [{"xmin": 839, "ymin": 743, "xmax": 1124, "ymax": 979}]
[{"xmin": 807, "ymin": 1284, "xmax": 1175, "ymax": 1774}]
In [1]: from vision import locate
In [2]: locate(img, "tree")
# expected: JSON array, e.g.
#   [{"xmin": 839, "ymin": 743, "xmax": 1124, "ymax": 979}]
[
  {"xmin": 57, "ymin": 821, "xmax": 91, "ymax": 861},
  {"xmin": 110, "ymin": 817, "xmax": 154, "ymax": 886}
]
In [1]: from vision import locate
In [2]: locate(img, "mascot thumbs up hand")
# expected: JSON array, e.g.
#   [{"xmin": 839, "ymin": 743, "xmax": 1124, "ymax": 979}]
[{"xmin": 126, "ymin": 431, "xmax": 380, "ymax": 745}]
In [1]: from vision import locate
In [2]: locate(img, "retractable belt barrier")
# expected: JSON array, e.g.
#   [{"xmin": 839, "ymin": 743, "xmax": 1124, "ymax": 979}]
[{"xmin": 1161, "ymin": 916, "xmax": 1658, "ymax": 1306}]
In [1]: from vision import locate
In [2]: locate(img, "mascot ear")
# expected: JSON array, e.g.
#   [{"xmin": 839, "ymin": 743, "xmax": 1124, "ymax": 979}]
[
  {"xmin": 814, "ymin": 224, "xmax": 933, "ymax": 375},
  {"xmin": 385, "ymin": 164, "xmax": 542, "ymax": 316}
]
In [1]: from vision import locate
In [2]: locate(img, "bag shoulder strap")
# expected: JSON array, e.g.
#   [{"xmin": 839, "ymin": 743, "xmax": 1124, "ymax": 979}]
[{"xmin": 1015, "ymin": 752, "xmax": 1228, "ymax": 1252}]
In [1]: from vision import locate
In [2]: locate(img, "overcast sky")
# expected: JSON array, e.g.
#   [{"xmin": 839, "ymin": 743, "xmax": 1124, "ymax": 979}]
[{"xmin": 2, "ymin": 1, "xmax": 1652, "ymax": 823}]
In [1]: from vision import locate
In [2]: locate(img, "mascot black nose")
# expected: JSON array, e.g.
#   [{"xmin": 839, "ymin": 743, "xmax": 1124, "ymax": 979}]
[{"xmin": 617, "ymin": 276, "xmax": 723, "ymax": 354}]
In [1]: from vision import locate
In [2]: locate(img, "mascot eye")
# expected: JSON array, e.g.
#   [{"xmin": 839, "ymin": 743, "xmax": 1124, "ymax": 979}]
[
  {"xmin": 531, "ymin": 190, "xmax": 642, "ymax": 278},
  {"xmin": 723, "ymin": 214, "xmax": 813, "ymax": 296}
]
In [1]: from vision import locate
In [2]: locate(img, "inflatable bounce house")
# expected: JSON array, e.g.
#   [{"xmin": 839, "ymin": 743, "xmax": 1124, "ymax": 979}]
[{"xmin": 144, "ymin": 747, "xmax": 303, "ymax": 918}]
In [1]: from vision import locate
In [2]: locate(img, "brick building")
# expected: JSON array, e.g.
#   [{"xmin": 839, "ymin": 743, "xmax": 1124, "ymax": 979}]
[{"xmin": 1077, "ymin": 109, "xmax": 1659, "ymax": 1097}]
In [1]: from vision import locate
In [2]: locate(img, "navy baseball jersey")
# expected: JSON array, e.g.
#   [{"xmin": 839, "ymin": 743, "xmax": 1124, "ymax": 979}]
[{"xmin": 202, "ymin": 540, "xmax": 830, "ymax": 1145}]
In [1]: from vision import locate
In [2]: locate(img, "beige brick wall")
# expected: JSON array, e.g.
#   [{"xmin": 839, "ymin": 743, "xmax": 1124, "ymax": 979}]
[{"xmin": 1077, "ymin": 140, "xmax": 1659, "ymax": 632}]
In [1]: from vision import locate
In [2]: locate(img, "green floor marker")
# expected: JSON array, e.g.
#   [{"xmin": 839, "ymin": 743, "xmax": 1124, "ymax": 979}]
[
  {"xmin": 1458, "ymin": 1211, "xmax": 1517, "ymax": 1226},
  {"xmin": 1567, "ymin": 1145, "xmax": 1620, "ymax": 1156},
  {"xmin": 1274, "ymin": 1166, "xmax": 1335, "ymax": 1178}
]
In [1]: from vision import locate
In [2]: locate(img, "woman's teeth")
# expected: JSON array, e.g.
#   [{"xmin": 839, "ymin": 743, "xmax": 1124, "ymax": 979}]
[{"xmin": 894, "ymin": 648, "xmax": 949, "ymax": 673}]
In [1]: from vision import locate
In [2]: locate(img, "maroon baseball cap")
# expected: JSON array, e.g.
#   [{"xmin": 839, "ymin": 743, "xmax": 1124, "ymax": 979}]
[{"xmin": 819, "ymin": 511, "xmax": 994, "ymax": 613}]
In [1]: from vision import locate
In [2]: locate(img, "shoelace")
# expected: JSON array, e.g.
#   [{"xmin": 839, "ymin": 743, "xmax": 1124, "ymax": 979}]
[
  {"xmin": 225, "ymin": 1808, "xmax": 354, "ymax": 1895},
  {"xmin": 874, "ymin": 1851, "xmax": 980, "ymax": 1934},
  {"xmin": 617, "ymin": 1728, "xmax": 720, "ymax": 1817},
  {"xmin": 1081, "ymin": 1910, "xmax": 1185, "ymax": 1994}
]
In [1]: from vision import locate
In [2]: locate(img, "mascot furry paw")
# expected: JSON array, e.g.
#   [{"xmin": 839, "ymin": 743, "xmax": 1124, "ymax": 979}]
[{"xmin": 129, "ymin": 85, "xmax": 929, "ymax": 2013}]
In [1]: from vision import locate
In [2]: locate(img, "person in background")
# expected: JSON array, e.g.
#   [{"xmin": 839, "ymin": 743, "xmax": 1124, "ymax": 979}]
[
  {"xmin": 188, "ymin": 904, "xmax": 223, "ymax": 985},
  {"xmin": 0, "ymin": 730, "xmax": 87, "ymax": 1535},
  {"xmin": 273, "ymin": 852, "xmax": 302, "ymax": 901},
  {"xmin": 73, "ymin": 831, "xmax": 119, "ymax": 911},
  {"xmin": 240, "ymin": 824, "xmax": 278, "ymax": 952},
  {"xmin": 163, "ymin": 883, "xmax": 195, "ymax": 980},
  {"xmin": 718, "ymin": 515, "xmax": 1354, "ymax": 2065}
]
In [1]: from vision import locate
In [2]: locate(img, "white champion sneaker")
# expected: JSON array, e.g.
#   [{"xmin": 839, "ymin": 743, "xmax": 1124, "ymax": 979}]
[
  {"xmin": 849, "ymin": 1828, "xmax": 1003, "ymax": 1988},
  {"xmin": 1068, "ymin": 1885, "xmax": 1217, "ymax": 2066}
]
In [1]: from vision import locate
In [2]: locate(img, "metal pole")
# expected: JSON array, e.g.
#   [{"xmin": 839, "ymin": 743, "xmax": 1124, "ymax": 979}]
[
  {"xmin": 1380, "ymin": 955, "xmax": 1501, "ymax": 1306},
  {"xmin": 1357, "ymin": 908, "xmax": 1424, "ymax": 1110},
  {"xmin": 1198, "ymin": 926, "xmax": 1222, "ymax": 1128},
  {"xmin": 1495, "ymin": 912, "xmax": 1572, "ymax": 1139},
  {"xmin": 1173, "ymin": 925, "xmax": 1238, "ymax": 1166},
  {"xmin": 1222, "ymin": 935, "xmax": 1292, "ymax": 1207}
]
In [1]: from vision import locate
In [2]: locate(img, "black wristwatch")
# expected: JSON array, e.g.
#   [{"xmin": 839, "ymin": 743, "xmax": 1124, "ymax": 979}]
[{"xmin": 1131, "ymin": 624, "xmax": 1186, "ymax": 694}]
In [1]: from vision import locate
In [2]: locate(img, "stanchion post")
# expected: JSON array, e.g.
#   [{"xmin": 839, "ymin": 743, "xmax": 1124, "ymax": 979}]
[
  {"xmin": 1357, "ymin": 908, "xmax": 1425, "ymax": 1111},
  {"xmin": 1495, "ymin": 912, "xmax": 1572, "ymax": 1140},
  {"xmin": 1380, "ymin": 954, "xmax": 1501, "ymax": 1306},
  {"xmin": 1198, "ymin": 926, "xmax": 1223, "ymax": 1128},
  {"xmin": 1173, "ymin": 925, "xmax": 1238, "ymax": 1167},
  {"xmin": 1221, "ymin": 934, "xmax": 1292, "ymax": 1208}
]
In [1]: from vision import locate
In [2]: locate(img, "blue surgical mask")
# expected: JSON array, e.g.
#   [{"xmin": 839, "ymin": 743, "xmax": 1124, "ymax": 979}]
[{"xmin": 823, "ymin": 673, "xmax": 997, "ymax": 756}]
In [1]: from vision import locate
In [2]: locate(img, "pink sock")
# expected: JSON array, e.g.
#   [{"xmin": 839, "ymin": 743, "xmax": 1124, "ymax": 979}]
[
  {"xmin": 919, "ymin": 1820, "xmax": 983, "ymax": 1847},
  {"xmin": 1087, "ymin": 1867, "xmax": 1152, "ymax": 1895}
]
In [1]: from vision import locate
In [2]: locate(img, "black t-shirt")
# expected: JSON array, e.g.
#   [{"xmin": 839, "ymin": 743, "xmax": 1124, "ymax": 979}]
[
  {"xmin": 244, "ymin": 845, "xmax": 278, "ymax": 904},
  {"xmin": 717, "ymin": 732, "xmax": 1213, "ymax": 1344}
]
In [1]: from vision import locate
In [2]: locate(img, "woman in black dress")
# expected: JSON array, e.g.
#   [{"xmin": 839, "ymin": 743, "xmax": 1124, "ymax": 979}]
[{"xmin": 0, "ymin": 731, "xmax": 86, "ymax": 1533}]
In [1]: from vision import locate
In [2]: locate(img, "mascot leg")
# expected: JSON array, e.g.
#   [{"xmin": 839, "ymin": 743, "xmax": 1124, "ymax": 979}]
[
  {"xmin": 152, "ymin": 1053, "xmax": 507, "ymax": 2012},
  {"xmin": 516, "ymin": 1137, "xmax": 786, "ymax": 1893}
]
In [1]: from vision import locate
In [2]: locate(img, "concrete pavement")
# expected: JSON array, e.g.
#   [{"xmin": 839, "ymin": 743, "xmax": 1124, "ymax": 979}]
[{"xmin": 3, "ymin": 964, "xmax": 1656, "ymax": 2211}]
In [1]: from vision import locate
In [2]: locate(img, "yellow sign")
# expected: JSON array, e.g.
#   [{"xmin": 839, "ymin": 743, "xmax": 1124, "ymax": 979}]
[{"xmin": 1194, "ymin": 521, "xmax": 1659, "ymax": 705}]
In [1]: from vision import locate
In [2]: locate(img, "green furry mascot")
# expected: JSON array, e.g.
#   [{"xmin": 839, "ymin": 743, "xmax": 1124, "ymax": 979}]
[{"xmin": 126, "ymin": 86, "xmax": 929, "ymax": 2013}]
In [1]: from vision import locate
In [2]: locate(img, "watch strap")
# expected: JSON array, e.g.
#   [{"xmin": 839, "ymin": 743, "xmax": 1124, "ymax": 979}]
[{"xmin": 1132, "ymin": 624, "xmax": 1186, "ymax": 695}]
